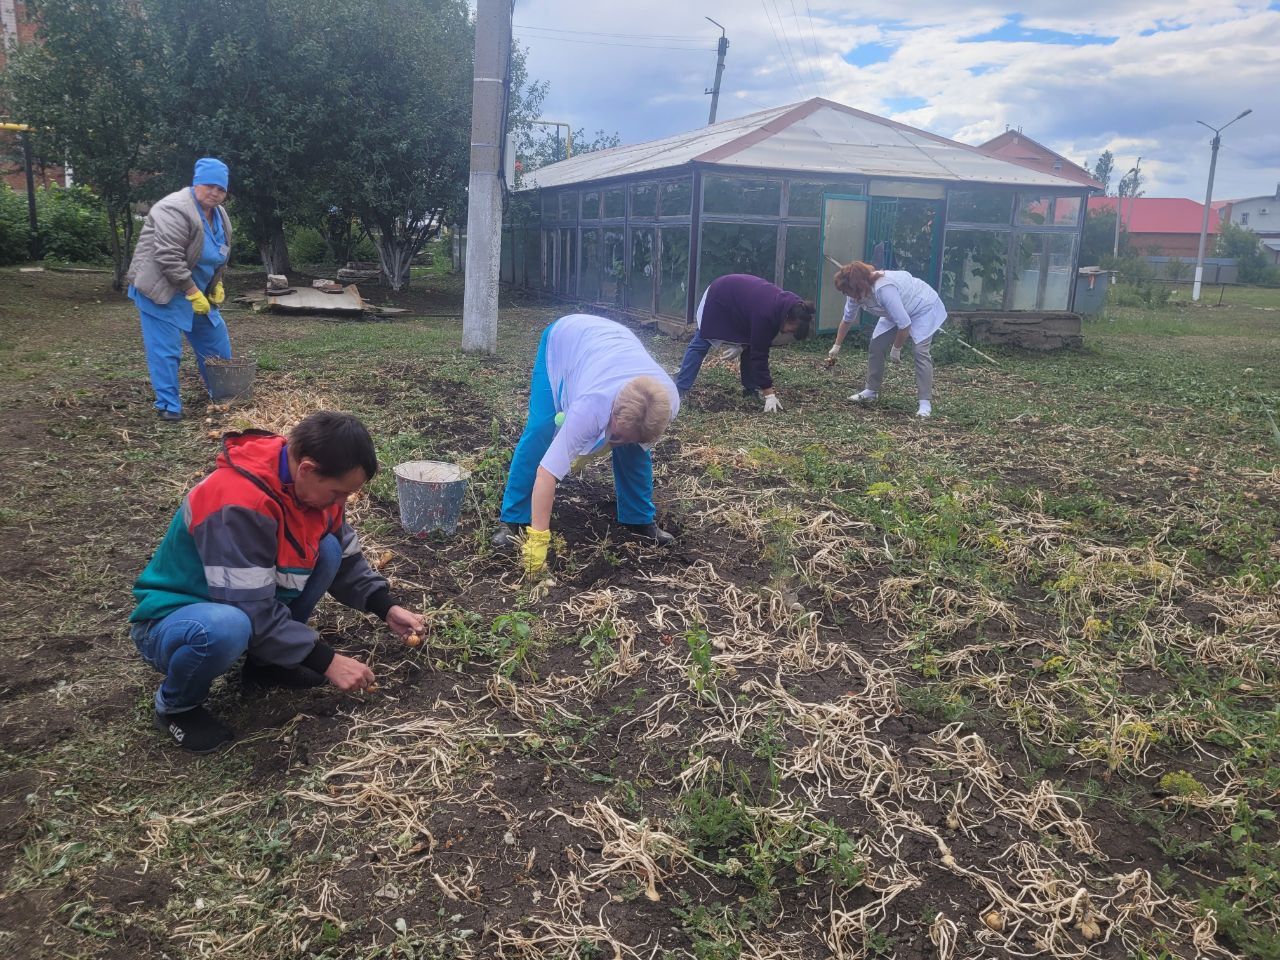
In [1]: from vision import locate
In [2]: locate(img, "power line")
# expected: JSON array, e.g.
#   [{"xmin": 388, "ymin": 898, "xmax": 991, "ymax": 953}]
[
  {"xmin": 513, "ymin": 33, "xmax": 711, "ymax": 53},
  {"xmin": 803, "ymin": 2, "xmax": 827, "ymax": 98},
  {"xmin": 513, "ymin": 24, "xmax": 706, "ymax": 42},
  {"xmin": 760, "ymin": 0, "xmax": 804, "ymax": 96},
  {"xmin": 789, "ymin": 0, "xmax": 825, "ymax": 99},
  {"xmin": 770, "ymin": 0, "xmax": 811, "ymax": 98}
]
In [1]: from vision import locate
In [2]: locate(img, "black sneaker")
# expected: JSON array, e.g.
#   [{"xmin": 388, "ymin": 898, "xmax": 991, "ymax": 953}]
[
  {"xmin": 242, "ymin": 659, "xmax": 327, "ymax": 690},
  {"xmin": 490, "ymin": 522, "xmax": 519, "ymax": 549},
  {"xmin": 619, "ymin": 522, "xmax": 675, "ymax": 547},
  {"xmin": 153, "ymin": 706, "xmax": 233, "ymax": 753},
  {"xmin": 741, "ymin": 387, "xmax": 760, "ymax": 399},
  {"xmin": 156, "ymin": 409, "xmax": 183, "ymax": 422}
]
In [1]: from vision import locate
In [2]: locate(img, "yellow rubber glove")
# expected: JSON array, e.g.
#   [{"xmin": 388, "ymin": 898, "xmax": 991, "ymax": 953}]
[
  {"xmin": 209, "ymin": 281, "xmax": 225, "ymax": 305},
  {"xmin": 186, "ymin": 290, "xmax": 212, "ymax": 315},
  {"xmin": 521, "ymin": 527, "xmax": 551, "ymax": 576},
  {"xmin": 570, "ymin": 443, "xmax": 613, "ymax": 475}
]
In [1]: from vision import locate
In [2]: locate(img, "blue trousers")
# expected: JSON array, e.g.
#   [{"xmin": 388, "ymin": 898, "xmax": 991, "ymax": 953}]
[
  {"xmin": 500, "ymin": 325, "xmax": 655, "ymax": 527},
  {"xmin": 674, "ymin": 332, "xmax": 756, "ymax": 394},
  {"xmin": 138, "ymin": 310, "xmax": 231, "ymax": 414},
  {"xmin": 131, "ymin": 535, "xmax": 341, "ymax": 714}
]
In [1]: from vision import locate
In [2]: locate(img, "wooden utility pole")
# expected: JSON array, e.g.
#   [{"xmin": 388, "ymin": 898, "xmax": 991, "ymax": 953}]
[{"xmin": 461, "ymin": 0, "xmax": 512, "ymax": 355}]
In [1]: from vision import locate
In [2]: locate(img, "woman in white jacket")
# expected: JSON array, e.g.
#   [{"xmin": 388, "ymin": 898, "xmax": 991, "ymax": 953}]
[{"xmin": 826, "ymin": 261, "xmax": 947, "ymax": 418}]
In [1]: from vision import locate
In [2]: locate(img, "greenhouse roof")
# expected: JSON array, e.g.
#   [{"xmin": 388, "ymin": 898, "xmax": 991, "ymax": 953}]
[{"xmin": 523, "ymin": 98, "xmax": 1088, "ymax": 191}]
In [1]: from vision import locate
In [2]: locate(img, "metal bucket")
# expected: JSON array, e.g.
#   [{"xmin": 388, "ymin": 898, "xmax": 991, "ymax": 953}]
[
  {"xmin": 394, "ymin": 461, "xmax": 471, "ymax": 536},
  {"xmin": 205, "ymin": 356, "xmax": 256, "ymax": 401}
]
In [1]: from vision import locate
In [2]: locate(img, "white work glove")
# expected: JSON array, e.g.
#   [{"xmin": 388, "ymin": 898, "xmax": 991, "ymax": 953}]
[
  {"xmin": 825, "ymin": 343, "xmax": 841, "ymax": 367},
  {"xmin": 715, "ymin": 343, "xmax": 744, "ymax": 362},
  {"xmin": 763, "ymin": 393, "xmax": 782, "ymax": 413},
  {"xmin": 889, "ymin": 345, "xmax": 903, "ymax": 363}
]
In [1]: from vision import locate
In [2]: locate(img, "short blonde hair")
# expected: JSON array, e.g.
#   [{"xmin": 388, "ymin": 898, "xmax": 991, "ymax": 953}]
[
  {"xmin": 833, "ymin": 261, "xmax": 881, "ymax": 302},
  {"xmin": 612, "ymin": 376, "xmax": 671, "ymax": 444}
]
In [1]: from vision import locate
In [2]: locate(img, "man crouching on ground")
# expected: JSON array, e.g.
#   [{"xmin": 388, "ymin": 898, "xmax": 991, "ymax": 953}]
[{"xmin": 129, "ymin": 411, "xmax": 426, "ymax": 752}]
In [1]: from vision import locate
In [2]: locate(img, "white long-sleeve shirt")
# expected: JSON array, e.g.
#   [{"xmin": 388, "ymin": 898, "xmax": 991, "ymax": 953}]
[{"xmin": 842, "ymin": 270, "xmax": 947, "ymax": 342}]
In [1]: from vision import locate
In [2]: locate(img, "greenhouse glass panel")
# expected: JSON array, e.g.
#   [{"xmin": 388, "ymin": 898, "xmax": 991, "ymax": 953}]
[
  {"xmin": 1016, "ymin": 195, "xmax": 1052, "ymax": 226},
  {"xmin": 782, "ymin": 226, "xmax": 820, "ymax": 303},
  {"xmin": 558, "ymin": 228, "xmax": 577, "ymax": 295},
  {"xmin": 948, "ymin": 190, "xmax": 1013, "ymax": 224},
  {"xmin": 541, "ymin": 230, "xmax": 556, "ymax": 289},
  {"xmin": 523, "ymin": 229, "xmax": 541, "ymax": 287},
  {"xmin": 630, "ymin": 182, "xmax": 658, "ymax": 218},
  {"xmin": 581, "ymin": 191, "xmax": 601, "ymax": 221},
  {"xmin": 698, "ymin": 222, "xmax": 778, "ymax": 299},
  {"xmin": 541, "ymin": 191, "xmax": 557, "ymax": 220},
  {"xmin": 603, "ymin": 188, "xmax": 625, "ymax": 219},
  {"xmin": 1009, "ymin": 234, "xmax": 1041, "ymax": 310},
  {"xmin": 500, "ymin": 229, "xmax": 513, "ymax": 284},
  {"xmin": 703, "ymin": 175, "xmax": 781, "ymax": 217},
  {"xmin": 559, "ymin": 192, "xmax": 578, "ymax": 222},
  {"xmin": 658, "ymin": 226, "xmax": 690, "ymax": 317},
  {"xmin": 579, "ymin": 229, "xmax": 601, "ymax": 301},
  {"xmin": 1041, "ymin": 233, "xmax": 1076, "ymax": 309},
  {"xmin": 787, "ymin": 181, "xmax": 863, "ymax": 218},
  {"xmin": 660, "ymin": 179, "xmax": 693, "ymax": 217},
  {"xmin": 940, "ymin": 229, "xmax": 1009, "ymax": 310},
  {"xmin": 628, "ymin": 227, "xmax": 656, "ymax": 311},
  {"xmin": 601, "ymin": 228, "xmax": 625, "ymax": 304},
  {"xmin": 1052, "ymin": 196, "xmax": 1082, "ymax": 226},
  {"xmin": 892, "ymin": 199, "xmax": 940, "ymax": 279},
  {"xmin": 513, "ymin": 228, "xmax": 526, "ymax": 286}
]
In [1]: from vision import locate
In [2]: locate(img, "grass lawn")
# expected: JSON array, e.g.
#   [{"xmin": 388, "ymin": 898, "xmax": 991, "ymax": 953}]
[{"xmin": 0, "ymin": 269, "xmax": 1277, "ymax": 959}]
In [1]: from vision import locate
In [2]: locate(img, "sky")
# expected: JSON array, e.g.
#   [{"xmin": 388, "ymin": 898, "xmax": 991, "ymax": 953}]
[{"xmin": 510, "ymin": 1, "xmax": 1280, "ymax": 201}]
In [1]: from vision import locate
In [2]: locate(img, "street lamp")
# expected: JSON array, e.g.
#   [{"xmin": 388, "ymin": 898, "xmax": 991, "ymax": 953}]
[
  {"xmin": 1112, "ymin": 161, "xmax": 1140, "ymax": 259},
  {"xmin": 1192, "ymin": 108, "xmax": 1252, "ymax": 301}
]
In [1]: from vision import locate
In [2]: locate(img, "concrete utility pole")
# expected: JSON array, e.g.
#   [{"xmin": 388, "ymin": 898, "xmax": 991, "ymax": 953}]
[
  {"xmin": 461, "ymin": 0, "xmax": 513, "ymax": 355},
  {"xmin": 1111, "ymin": 158, "xmax": 1140, "ymax": 259},
  {"xmin": 1192, "ymin": 108, "xmax": 1251, "ymax": 302},
  {"xmin": 705, "ymin": 18, "xmax": 728, "ymax": 125}
]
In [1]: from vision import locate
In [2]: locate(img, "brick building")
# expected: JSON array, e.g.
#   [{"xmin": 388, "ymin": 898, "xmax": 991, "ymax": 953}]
[
  {"xmin": 2, "ymin": 0, "xmax": 70, "ymax": 192},
  {"xmin": 1086, "ymin": 196, "xmax": 1231, "ymax": 259}
]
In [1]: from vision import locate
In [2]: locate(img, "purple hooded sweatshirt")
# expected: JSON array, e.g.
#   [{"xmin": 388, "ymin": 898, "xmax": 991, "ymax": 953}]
[{"xmin": 698, "ymin": 274, "xmax": 803, "ymax": 391}]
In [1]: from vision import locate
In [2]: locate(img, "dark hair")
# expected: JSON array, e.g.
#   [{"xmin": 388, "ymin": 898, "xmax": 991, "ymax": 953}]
[
  {"xmin": 289, "ymin": 411, "xmax": 379, "ymax": 479},
  {"xmin": 786, "ymin": 300, "xmax": 815, "ymax": 341}
]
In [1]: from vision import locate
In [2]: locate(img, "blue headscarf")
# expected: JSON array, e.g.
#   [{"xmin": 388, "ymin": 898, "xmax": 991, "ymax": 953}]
[{"xmin": 192, "ymin": 157, "xmax": 229, "ymax": 190}]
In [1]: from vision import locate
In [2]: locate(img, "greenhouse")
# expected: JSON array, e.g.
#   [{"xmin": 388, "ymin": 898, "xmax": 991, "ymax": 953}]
[{"xmin": 502, "ymin": 98, "xmax": 1093, "ymax": 334}]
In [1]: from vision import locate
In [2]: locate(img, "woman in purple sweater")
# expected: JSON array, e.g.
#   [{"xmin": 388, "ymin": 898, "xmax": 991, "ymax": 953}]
[{"xmin": 673, "ymin": 274, "xmax": 815, "ymax": 413}]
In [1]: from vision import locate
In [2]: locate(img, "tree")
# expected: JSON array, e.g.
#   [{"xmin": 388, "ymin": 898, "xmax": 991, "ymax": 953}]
[
  {"xmin": 1217, "ymin": 221, "xmax": 1280, "ymax": 285},
  {"xmin": 1088, "ymin": 150, "xmax": 1115, "ymax": 194},
  {"xmin": 1080, "ymin": 208, "xmax": 1119, "ymax": 266},
  {"xmin": 4, "ymin": 0, "xmax": 163, "ymax": 287},
  {"xmin": 323, "ymin": 0, "xmax": 475, "ymax": 290},
  {"xmin": 1117, "ymin": 166, "xmax": 1145, "ymax": 201},
  {"xmin": 146, "ymin": 0, "xmax": 349, "ymax": 274},
  {"xmin": 519, "ymin": 126, "xmax": 621, "ymax": 177}
]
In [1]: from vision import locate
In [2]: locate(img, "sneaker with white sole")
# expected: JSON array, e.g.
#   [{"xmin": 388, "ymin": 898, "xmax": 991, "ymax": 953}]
[
  {"xmin": 848, "ymin": 390, "xmax": 878, "ymax": 403},
  {"xmin": 153, "ymin": 705, "xmax": 234, "ymax": 753},
  {"xmin": 916, "ymin": 401, "xmax": 933, "ymax": 418}
]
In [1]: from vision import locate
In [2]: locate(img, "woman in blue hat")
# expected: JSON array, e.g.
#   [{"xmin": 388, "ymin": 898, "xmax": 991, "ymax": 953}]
[{"xmin": 125, "ymin": 158, "xmax": 234, "ymax": 421}]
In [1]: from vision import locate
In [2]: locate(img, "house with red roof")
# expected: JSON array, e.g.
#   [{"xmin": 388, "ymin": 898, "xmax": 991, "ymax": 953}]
[
  {"xmin": 1087, "ymin": 196, "xmax": 1230, "ymax": 258},
  {"xmin": 978, "ymin": 131, "xmax": 1102, "ymax": 190}
]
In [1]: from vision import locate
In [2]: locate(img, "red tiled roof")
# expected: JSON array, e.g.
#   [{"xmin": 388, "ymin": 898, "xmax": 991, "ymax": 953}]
[{"xmin": 1088, "ymin": 196, "xmax": 1230, "ymax": 235}]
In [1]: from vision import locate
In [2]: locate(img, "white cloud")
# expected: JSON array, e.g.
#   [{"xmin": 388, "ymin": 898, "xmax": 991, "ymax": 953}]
[{"xmin": 512, "ymin": 1, "xmax": 1280, "ymax": 199}]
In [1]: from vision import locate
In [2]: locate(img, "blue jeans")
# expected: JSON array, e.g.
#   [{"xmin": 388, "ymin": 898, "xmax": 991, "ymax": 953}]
[
  {"xmin": 131, "ymin": 535, "xmax": 342, "ymax": 714},
  {"xmin": 674, "ymin": 333, "xmax": 756, "ymax": 394},
  {"xmin": 138, "ymin": 310, "xmax": 231, "ymax": 414},
  {"xmin": 500, "ymin": 325, "xmax": 656, "ymax": 527}
]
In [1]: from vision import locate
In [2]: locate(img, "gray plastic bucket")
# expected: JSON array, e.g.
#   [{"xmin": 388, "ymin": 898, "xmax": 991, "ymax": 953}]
[
  {"xmin": 205, "ymin": 356, "xmax": 256, "ymax": 401},
  {"xmin": 394, "ymin": 461, "xmax": 471, "ymax": 536}
]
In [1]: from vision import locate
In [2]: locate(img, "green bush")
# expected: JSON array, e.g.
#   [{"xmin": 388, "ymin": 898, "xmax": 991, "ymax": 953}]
[
  {"xmin": 36, "ymin": 185, "xmax": 113, "ymax": 263},
  {"xmin": 227, "ymin": 213, "xmax": 261, "ymax": 266},
  {"xmin": 286, "ymin": 223, "xmax": 329, "ymax": 266},
  {"xmin": 0, "ymin": 186, "xmax": 32, "ymax": 265}
]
